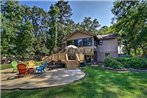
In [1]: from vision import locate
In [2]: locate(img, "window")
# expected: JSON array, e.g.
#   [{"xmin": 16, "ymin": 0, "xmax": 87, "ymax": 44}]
[
  {"xmin": 73, "ymin": 39, "xmax": 83, "ymax": 47},
  {"xmin": 67, "ymin": 37, "xmax": 92, "ymax": 47},
  {"xmin": 98, "ymin": 40, "xmax": 103, "ymax": 45},
  {"xmin": 74, "ymin": 40, "xmax": 78, "ymax": 46},
  {"xmin": 67, "ymin": 40, "xmax": 74, "ymax": 45},
  {"xmin": 77, "ymin": 39, "xmax": 83, "ymax": 47},
  {"xmin": 105, "ymin": 53, "xmax": 110, "ymax": 57},
  {"xmin": 83, "ymin": 37, "xmax": 92, "ymax": 46}
]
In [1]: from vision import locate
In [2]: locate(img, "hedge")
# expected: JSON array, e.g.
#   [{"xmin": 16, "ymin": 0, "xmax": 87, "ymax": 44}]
[
  {"xmin": 115, "ymin": 57, "xmax": 147, "ymax": 68},
  {"xmin": 104, "ymin": 57, "xmax": 124, "ymax": 69},
  {"xmin": 104, "ymin": 57, "xmax": 147, "ymax": 69}
]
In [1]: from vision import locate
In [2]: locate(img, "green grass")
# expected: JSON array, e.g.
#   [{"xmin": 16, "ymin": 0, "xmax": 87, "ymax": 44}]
[
  {"xmin": 0, "ymin": 63, "xmax": 12, "ymax": 70},
  {"xmin": 1, "ymin": 66, "xmax": 147, "ymax": 98},
  {"xmin": 0, "ymin": 61, "xmax": 43, "ymax": 70}
]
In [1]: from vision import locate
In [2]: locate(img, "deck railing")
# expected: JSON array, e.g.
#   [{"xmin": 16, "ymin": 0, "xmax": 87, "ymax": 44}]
[
  {"xmin": 49, "ymin": 53, "xmax": 85, "ymax": 63},
  {"xmin": 79, "ymin": 48, "xmax": 94, "ymax": 56}
]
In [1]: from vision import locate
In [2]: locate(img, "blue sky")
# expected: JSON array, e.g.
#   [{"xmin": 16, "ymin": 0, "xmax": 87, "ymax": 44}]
[{"xmin": 19, "ymin": 0, "xmax": 114, "ymax": 28}]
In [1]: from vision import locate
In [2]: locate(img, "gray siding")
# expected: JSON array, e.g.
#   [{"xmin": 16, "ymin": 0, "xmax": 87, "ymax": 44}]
[{"xmin": 97, "ymin": 39, "xmax": 118, "ymax": 62}]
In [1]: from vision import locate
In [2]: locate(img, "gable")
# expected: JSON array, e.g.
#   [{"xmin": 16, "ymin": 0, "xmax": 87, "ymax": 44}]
[{"xmin": 66, "ymin": 32, "xmax": 93, "ymax": 41}]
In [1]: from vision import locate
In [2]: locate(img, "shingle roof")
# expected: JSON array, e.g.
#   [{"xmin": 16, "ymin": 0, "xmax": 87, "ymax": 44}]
[
  {"xmin": 63, "ymin": 30, "xmax": 118, "ymax": 41},
  {"xmin": 96, "ymin": 33, "xmax": 118, "ymax": 39}
]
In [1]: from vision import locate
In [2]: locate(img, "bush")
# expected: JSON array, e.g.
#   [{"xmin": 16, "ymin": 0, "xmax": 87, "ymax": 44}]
[
  {"xmin": 115, "ymin": 57, "xmax": 147, "ymax": 68},
  {"xmin": 104, "ymin": 57, "xmax": 147, "ymax": 69},
  {"xmin": 115, "ymin": 57, "xmax": 131, "ymax": 68},
  {"xmin": 104, "ymin": 57, "xmax": 124, "ymax": 69}
]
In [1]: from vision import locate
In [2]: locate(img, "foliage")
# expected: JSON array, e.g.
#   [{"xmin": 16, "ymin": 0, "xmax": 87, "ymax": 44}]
[
  {"xmin": 99, "ymin": 26, "xmax": 115, "ymax": 34},
  {"xmin": 104, "ymin": 57, "xmax": 124, "ymax": 69},
  {"xmin": 1, "ymin": 1, "xmax": 22, "ymax": 57},
  {"xmin": 104, "ymin": 57, "xmax": 147, "ymax": 69},
  {"xmin": 48, "ymin": 5, "xmax": 60, "ymax": 50},
  {"xmin": 29, "ymin": 6, "xmax": 50, "ymax": 55},
  {"xmin": 76, "ymin": 17, "xmax": 100, "ymax": 34},
  {"xmin": 112, "ymin": 0, "xmax": 147, "ymax": 56},
  {"xmin": 115, "ymin": 57, "xmax": 147, "ymax": 68},
  {"xmin": 1, "ymin": 0, "xmax": 73, "ymax": 61},
  {"xmin": 1, "ymin": 0, "xmax": 68, "ymax": 61},
  {"xmin": 50, "ymin": 0, "xmax": 73, "ymax": 47},
  {"xmin": 1, "ymin": 0, "xmax": 106, "ymax": 62}
]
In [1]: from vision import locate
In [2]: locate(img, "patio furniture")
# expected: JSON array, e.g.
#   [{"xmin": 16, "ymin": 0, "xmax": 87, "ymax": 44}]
[
  {"xmin": 11, "ymin": 61, "xmax": 18, "ymax": 72},
  {"xmin": 36, "ymin": 62, "xmax": 48, "ymax": 73},
  {"xmin": 17, "ymin": 63, "xmax": 29, "ymax": 77},
  {"xmin": 27, "ymin": 60, "xmax": 35, "ymax": 68}
]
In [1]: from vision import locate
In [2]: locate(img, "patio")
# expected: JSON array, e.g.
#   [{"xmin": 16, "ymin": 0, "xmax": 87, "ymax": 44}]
[{"xmin": 1, "ymin": 68, "xmax": 85, "ymax": 90}]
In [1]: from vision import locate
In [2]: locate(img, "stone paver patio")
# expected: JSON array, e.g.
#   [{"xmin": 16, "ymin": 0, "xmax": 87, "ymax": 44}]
[{"xmin": 1, "ymin": 68, "xmax": 85, "ymax": 90}]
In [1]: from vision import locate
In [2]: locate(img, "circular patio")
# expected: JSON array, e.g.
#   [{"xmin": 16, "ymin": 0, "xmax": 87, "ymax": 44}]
[{"xmin": 1, "ymin": 68, "xmax": 85, "ymax": 90}]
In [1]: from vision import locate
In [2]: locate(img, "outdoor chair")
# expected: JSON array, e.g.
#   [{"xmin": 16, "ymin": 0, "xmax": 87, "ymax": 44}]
[
  {"xmin": 17, "ymin": 63, "xmax": 29, "ymax": 77},
  {"xmin": 36, "ymin": 62, "xmax": 48, "ymax": 73},
  {"xmin": 11, "ymin": 61, "xmax": 18, "ymax": 72},
  {"xmin": 27, "ymin": 60, "xmax": 35, "ymax": 68}
]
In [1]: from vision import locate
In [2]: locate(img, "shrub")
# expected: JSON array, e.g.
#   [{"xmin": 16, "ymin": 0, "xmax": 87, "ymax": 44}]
[
  {"xmin": 104, "ymin": 57, "xmax": 147, "ymax": 69},
  {"xmin": 115, "ymin": 57, "xmax": 147, "ymax": 68},
  {"xmin": 115, "ymin": 57, "xmax": 131, "ymax": 68},
  {"xmin": 104, "ymin": 57, "xmax": 124, "ymax": 69}
]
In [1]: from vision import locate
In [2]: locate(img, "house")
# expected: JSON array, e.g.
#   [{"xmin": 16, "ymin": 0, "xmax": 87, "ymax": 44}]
[{"xmin": 63, "ymin": 31, "xmax": 118, "ymax": 63}]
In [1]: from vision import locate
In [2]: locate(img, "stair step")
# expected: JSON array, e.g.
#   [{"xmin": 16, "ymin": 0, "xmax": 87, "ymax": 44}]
[{"xmin": 66, "ymin": 60, "xmax": 79, "ymax": 69}]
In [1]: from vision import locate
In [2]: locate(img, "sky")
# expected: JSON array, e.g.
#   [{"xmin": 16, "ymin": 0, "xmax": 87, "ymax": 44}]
[{"xmin": 19, "ymin": 0, "xmax": 114, "ymax": 28}]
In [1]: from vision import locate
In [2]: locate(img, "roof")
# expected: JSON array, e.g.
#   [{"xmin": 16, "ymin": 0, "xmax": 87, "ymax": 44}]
[
  {"xmin": 63, "ymin": 31, "xmax": 118, "ymax": 41},
  {"xmin": 96, "ymin": 33, "xmax": 118, "ymax": 39},
  {"xmin": 63, "ymin": 30, "xmax": 95, "ymax": 41}
]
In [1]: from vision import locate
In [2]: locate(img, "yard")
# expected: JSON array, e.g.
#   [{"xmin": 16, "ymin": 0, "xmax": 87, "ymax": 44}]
[{"xmin": 1, "ymin": 66, "xmax": 147, "ymax": 98}]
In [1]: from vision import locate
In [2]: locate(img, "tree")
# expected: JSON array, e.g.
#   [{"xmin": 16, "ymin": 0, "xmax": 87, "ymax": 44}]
[
  {"xmin": 29, "ymin": 6, "xmax": 50, "ymax": 55},
  {"xmin": 77, "ymin": 17, "xmax": 100, "ymax": 34},
  {"xmin": 112, "ymin": 0, "xmax": 147, "ymax": 56},
  {"xmin": 65, "ymin": 19, "xmax": 77, "ymax": 34},
  {"xmin": 14, "ymin": 20, "xmax": 35, "ymax": 59},
  {"xmin": 2, "ymin": 1, "xmax": 36, "ymax": 60},
  {"xmin": 54, "ymin": 0, "xmax": 73, "ymax": 47},
  {"xmin": 48, "ymin": 5, "xmax": 60, "ymax": 52},
  {"xmin": 55, "ymin": 0, "xmax": 72, "ymax": 24},
  {"xmin": 1, "ymin": 1, "xmax": 23, "ymax": 57},
  {"xmin": 99, "ymin": 26, "xmax": 115, "ymax": 34}
]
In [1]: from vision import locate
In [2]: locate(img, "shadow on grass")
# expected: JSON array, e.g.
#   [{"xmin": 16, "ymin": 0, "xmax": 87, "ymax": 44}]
[{"xmin": 2, "ymin": 66, "xmax": 147, "ymax": 98}]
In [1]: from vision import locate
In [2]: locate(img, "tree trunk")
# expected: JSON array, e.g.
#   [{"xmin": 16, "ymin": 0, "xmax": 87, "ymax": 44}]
[
  {"xmin": 142, "ymin": 48, "xmax": 147, "ymax": 56},
  {"xmin": 140, "ymin": 45, "xmax": 145, "ymax": 56},
  {"xmin": 134, "ymin": 48, "xmax": 137, "ymax": 55},
  {"xmin": 128, "ymin": 49, "xmax": 131, "ymax": 55},
  {"xmin": 125, "ymin": 45, "xmax": 131, "ymax": 55}
]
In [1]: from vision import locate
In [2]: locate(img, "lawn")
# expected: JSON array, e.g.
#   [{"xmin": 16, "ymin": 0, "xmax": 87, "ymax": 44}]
[
  {"xmin": 1, "ymin": 66, "xmax": 147, "ymax": 98},
  {"xmin": 0, "ymin": 61, "xmax": 43, "ymax": 70}
]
